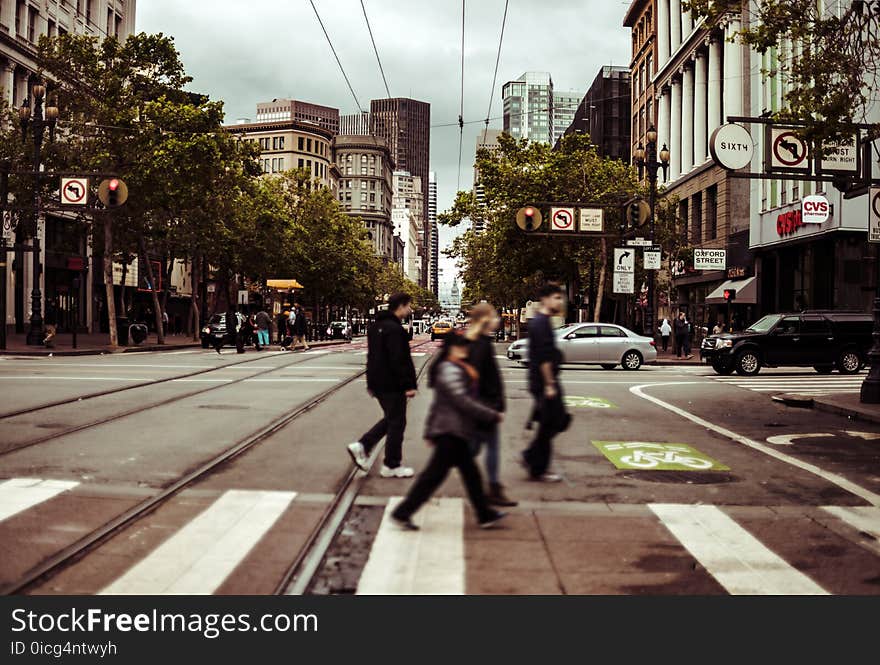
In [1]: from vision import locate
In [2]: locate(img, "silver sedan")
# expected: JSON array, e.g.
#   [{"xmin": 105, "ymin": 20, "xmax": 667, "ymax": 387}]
[{"xmin": 506, "ymin": 323, "xmax": 657, "ymax": 370}]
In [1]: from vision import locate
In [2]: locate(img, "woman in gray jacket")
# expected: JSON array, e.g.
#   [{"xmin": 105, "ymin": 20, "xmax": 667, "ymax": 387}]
[{"xmin": 391, "ymin": 332, "xmax": 507, "ymax": 530}]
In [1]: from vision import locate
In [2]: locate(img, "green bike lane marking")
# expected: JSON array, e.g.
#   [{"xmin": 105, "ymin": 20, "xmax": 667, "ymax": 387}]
[
  {"xmin": 565, "ymin": 396, "xmax": 616, "ymax": 409},
  {"xmin": 593, "ymin": 441, "xmax": 730, "ymax": 471}
]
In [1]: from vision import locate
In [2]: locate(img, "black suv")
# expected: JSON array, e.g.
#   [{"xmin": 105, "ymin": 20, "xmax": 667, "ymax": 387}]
[
  {"xmin": 200, "ymin": 314, "xmax": 229, "ymax": 349},
  {"xmin": 701, "ymin": 311, "xmax": 872, "ymax": 376}
]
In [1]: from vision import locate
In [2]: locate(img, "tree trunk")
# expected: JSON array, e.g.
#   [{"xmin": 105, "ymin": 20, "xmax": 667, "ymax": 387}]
[
  {"xmin": 137, "ymin": 233, "xmax": 165, "ymax": 344},
  {"xmin": 103, "ymin": 218, "xmax": 118, "ymax": 347},
  {"xmin": 593, "ymin": 238, "xmax": 607, "ymax": 322},
  {"xmin": 190, "ymin": 255, "xmax": 200, "ymax": 341}
]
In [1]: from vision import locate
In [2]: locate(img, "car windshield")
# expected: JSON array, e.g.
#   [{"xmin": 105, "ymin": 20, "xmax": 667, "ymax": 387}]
[
  {"xmin": 331, "ymin": 321, "xmax": 347, "ymax": 326},
  {"xmin": 746, "ymin": 314, "xmax": 783, "ymax": 333},
  {"xmin": 209, "ymin": 315, "xmax": 224, "ymax": 325}
]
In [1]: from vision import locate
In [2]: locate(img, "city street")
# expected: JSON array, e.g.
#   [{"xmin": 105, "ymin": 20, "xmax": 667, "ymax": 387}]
[{"xmin": 2, "ymin": 339, "xmax": 878, "ymax": 595}]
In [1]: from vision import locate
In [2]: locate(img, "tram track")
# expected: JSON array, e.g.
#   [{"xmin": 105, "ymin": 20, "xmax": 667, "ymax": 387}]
[{"xmin": 2, "ymin": 338, "xmax": 436, "ymax": 596}]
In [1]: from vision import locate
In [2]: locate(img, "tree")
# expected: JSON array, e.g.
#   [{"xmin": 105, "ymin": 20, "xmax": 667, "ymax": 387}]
[{"xmin": 685, "ymin": 0, "xmax": 880, "ymax": 147}]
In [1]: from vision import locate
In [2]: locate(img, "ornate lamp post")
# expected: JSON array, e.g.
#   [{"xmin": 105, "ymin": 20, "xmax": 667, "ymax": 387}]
[
  {"xmin": 18, "ymin": 77, "xmax": 59, "ymax": 345},
  {"xmin": 633, "ymin": 125, "xmax": 670, "ymax": 341}
]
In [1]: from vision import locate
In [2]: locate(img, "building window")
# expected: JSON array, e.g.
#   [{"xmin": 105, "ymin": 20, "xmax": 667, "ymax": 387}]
[
  {"xmin": 361, "ymin": 167, "xmax": 368, "ymax": 175},
  {"xmin": 361, "ymin": 155, "xmax": 368, "ymax": 162},
  {"xmin": 370, "ymin": 193, "xmax": 376, "ymax": 203},
  {"xmin": 692, "ymin": 192, "xmax": 703, "ymax": 244},
  {"xmin": 298, "ymin": 137, "xmax": 304, "ymax": 150},
  {"xmin": 307, "ymin": 138, "xmax": 312, "ymax": 152},
  {"xmin": 298, "ymin": 158, "xmax": 304, "ymax": 168},
  {"xmin": 361, "ymin": 180, "xmax": 368, "ymax": 189},
  {"xmin": 278, "ymin": 137, "xmax": 285, "ymax": 150},
  {"xmin": 706, "ymin": 185, "xmax": 717, "ymax": 240},
  {"xmin": 361, "ymin": 192, "xmax": 367, "ymax": 202}
]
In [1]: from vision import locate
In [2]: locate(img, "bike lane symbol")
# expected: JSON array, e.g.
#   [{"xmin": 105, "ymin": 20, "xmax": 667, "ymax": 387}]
[{"xmin": 592, "ymin": 441, "xmax": 730, "ymax": 471}]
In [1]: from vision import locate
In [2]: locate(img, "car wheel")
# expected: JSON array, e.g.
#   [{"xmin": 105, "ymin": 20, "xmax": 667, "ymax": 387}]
[
  {"xmin": 836, "ymin": 349, "xmax": 862, "ymax": 375},
  {"xmin": 622, "ymin": 351, "xmax": 642, "ymax": 370},
  {"xmin": 712, "ymin": 360, "xmax": 734, "ymax": 375},
  {"xmin": 735, "ymin": 350, "xmax": 762, "ymax": 376},
  {"xmin": 201, "ymin": 340, "xmax": 209, "ymax": 349},
  {"xmin": 813, "ymin": 365, "xmax": 833, "ymax": 374},
  {"xmin": 601, "ymin": 364, "xmax": 617, "ymax": 370}
]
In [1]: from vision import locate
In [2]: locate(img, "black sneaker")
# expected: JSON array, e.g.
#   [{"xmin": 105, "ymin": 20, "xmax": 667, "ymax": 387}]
[
  {"xmin": 479, "ymin": 511, "xmax": 508, "ymax": 529},
  {"xmin": 391, "ymin": 514, "xmax": 419, "ymax": 531}
]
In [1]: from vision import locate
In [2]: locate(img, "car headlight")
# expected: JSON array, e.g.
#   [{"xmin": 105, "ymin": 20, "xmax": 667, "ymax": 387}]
[
  {"xmin": 202, "ymin": 327, "xmax": 210, "ymax": 334},
  {"xmin": 715, "ymin": 339, "xmax": 733, "ymax": 349}
]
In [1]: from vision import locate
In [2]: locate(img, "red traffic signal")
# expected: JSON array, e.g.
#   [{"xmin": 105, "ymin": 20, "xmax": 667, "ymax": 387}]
[
  {"xmin": 97, "ymin": 178, "xmax": 128, "ymax": 208},
  {"xmin": 516, "ymin": 206, "xmax": 543, "ymax": 231},
  {"xmin": 723, "ymin": 288, "xmax": 736, "ymax": 302}
]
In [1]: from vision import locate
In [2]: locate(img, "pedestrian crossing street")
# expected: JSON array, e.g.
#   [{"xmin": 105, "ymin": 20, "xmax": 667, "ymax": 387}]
[
  {"xmin": 3, "ymin": 478, "xmax": 880, "ymax": 595},
  {"xmin": 713, "ymin": 371, "xmax": 867, "ymax": 396}
]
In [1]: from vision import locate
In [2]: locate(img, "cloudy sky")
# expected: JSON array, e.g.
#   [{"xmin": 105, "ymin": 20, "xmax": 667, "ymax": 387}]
[{"xmin": 137, "ymin": 0, "xmax": 630, "ymax": 286}]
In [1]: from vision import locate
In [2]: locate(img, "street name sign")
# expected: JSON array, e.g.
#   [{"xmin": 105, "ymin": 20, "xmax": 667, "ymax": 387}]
[
  {"xmin": 870, "ymin": 188, "xmax": 880, "ymax": 244},
  {"xmin": 613, "ymin": 272, "xmax": 634, "ymax": 294},
  {"xmin": 694, "ymin": 248, "xmax": 726, "ymax": 271},
  {"xmin": 578, "ymin": 207, "xmax": 603, "ymax": 232},
  {"xmin": 819, "ymin": 134, "xmax": 860, "ymax": 174},
  {"xmin": 60, "ymin": 177, "xmax": 89, "ymax": 206},
  {"xmin": 592, "ymin": 441, "xmax": 729, "ymax": 471},
  {"xmin": 614, "ymin": 248, "xmax": 634, "ymax": 273},
  {"xmin": 801, "ymin": 195, "xmax": 830, "ymax": 224},
  {"xmin": 626, "ymin": 238, "xmax": 654, "ymax": 247},
  {"xmin": 550, "ymin": 207, "xmax": 575, "ymax": 231},
  {"xmin": 643, "ymin": 247, "xmax": 661, "ymax": 270},
  {"xmin": 769, "ymin": 128, "xmax": 810, "ymax": 171},
  {"xmin": 709, "ymin": 123, "xmax": 754, "ymax": 170}
]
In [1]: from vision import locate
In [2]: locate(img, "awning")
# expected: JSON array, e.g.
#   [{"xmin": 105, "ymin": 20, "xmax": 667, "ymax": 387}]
[
  {"xmin": 266, "ymin": 279, "xmax": 304, "ymax": 289},
  {"xmin": 705, "ymin": 276, "xmax": 757, "ymax": 305}
]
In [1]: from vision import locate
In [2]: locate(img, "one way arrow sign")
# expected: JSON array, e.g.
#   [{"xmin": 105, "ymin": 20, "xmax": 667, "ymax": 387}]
[{"xmin": 614, "ymin": 248, "xmax": 634, "ymax": 273}]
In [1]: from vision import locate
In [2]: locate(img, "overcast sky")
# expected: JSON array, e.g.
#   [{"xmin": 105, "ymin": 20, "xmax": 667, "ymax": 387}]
[{"xmin": 137, "ymin": 0, "xmax": 630, "ymax": 286}]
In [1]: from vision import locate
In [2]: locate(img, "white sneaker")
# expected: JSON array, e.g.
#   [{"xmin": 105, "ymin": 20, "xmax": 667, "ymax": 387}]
[
  {"xmin": 347, "ymin": 442, "xmax": 369, "ymax": 471},
  {"xmin": 380, "ymin": 465, "xmax": 415, "ymax": 478}
]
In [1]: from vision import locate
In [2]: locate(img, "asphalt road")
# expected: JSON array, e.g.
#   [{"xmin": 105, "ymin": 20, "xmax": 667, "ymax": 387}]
[{"xmin": 1, "ymin": 340, "xmax": 878, "ymax": 595}]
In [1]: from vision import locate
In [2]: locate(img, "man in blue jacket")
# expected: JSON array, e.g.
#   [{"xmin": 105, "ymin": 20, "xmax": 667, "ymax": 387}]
[{"xmin": 346, "ymin": 292, "xmax": 418, "ymax": 478}]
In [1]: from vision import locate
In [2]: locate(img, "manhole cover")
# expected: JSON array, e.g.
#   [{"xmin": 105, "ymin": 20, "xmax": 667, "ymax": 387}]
[
  {"xmin": 620, "ymin": 471, "xmax": 737, "ymax": 484},
  {"xmin": 197, "ymin": 404, "xmax": 250, "ymax": 410}
]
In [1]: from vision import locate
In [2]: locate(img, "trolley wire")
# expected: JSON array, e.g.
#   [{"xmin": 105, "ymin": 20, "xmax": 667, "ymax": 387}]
[
  {"xmin": 307, "ymin": 0, "xmax": 365, "ymax": 114},
  {"xmin": 360, "ymin": 0, "xmax": 392, "ymax": 99},
  {"xmin": 482, "ymin": 0, "xmax": 510, "ymax": 144},
  {"xmin": 457, "ymin": 0, "xmax": 467, "ymax": 191}
]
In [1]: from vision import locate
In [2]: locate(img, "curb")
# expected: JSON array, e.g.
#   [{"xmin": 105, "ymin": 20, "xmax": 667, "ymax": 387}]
[
  {"xmin": 771, "ymin": 394, "xmax": 815, "ymax": 408},
  {"xmin": 0, "ymin": 339, "xmax": 350, "ymax": 358},
  {"xmin": 811, "ymin": 399, "xmax": 880, "ymax": 425}
]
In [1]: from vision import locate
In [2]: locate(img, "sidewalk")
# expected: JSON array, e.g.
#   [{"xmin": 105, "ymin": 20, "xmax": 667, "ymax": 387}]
[
  {"xmin": 653, "ymin": 352, "xmax": 703, "ymax": 366},
  {"xmin": 811, "ymin": 393, "xmax": 880, "ymax": 425},
  {"xmin": 0, "ymin": 332, "xmax": 202, "ymax": 356}
]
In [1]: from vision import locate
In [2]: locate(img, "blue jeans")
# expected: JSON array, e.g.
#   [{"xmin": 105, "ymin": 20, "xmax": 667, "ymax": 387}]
[
  {"xmin": 257, "ymin": 329, "xmax": 270, "ymax": 347},
  {"xmin": 474, "ymin": 425, "xmax": 500, "ymax": 485}
]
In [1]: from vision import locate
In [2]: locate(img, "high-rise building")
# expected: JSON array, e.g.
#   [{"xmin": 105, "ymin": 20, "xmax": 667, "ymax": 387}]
[
  {"xmin": 332, "ymin": 135, "xmax": 396, "ymax": 262},
  {"xmin": 370, "ymin": 98, "xmax": 431, "ymax": 287},
  {"xmin": 340, "ymin": 112, "xmax": 370, "ymax": 136},
  {"xmin": 1, "ymin": 0, "xmax": 137, "ymax": 338},
  {"xmin": 472, "ymin": 130, "xmax": 503, "ymax": 235},
  {"xmin": 502, "ymin": 72, "xmax": 554, "ymax": 144},
  {"xmin": 255, "ymin": 99, "xmax": 340, "ymax": 135},
  {"xmin": 428, "ymin": 172, "xmax": 439, "ymax": 295},
  {"xmin": 552, "ymin": 89, "xmax": 584, "ymax": 143},
  {"xmin": 565, "ymin": 66, "xmax": 631, "ymax": 162},
  {"xmin": 392, "ymin": 171, "xmax": 425, "ymax": 284}
]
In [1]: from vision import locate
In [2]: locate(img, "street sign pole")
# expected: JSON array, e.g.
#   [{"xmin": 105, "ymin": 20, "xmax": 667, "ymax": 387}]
[{"xmin": 862, "ymin": 188, "xmax": 880, "ymax": 403}]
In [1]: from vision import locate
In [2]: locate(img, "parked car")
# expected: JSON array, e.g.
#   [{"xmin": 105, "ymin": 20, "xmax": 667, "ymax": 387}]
[
  {"xmin": 430, "ymin": 320, "xmax": 454, "ymax": 341},
  {"xmin": 506, "ymin": 322, "xmax": 657, "ymax": 370},
  {"xmin": 326, "ymin": 320, "xmax": 353, "ymax": 341},
  {"xmin": 200, "ymin": 313, "xmax": 229, "ymax": 348},
  {"xmin": 700, "ymin": 310, "xmax": 873, "ymax": 376}
]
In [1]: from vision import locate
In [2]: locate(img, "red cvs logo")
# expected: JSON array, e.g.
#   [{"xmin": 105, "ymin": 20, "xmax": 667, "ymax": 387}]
[{"xmin": 777, "ymin": 210, "xmax": 805, "ymax": 237}]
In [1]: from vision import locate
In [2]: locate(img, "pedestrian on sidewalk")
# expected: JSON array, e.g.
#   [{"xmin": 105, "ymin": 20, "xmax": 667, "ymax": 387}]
[
  {"xmin": 235, "ymin": 310, "xmax": 249, "ymax": 354},
  {"xmin": 522, "ymin": 283, "xmax": 569, "ymax": 483},
  {"xmin": 346, "ymin": 292, "xmax": 418, "ymax": 479},
  {"xmin": 161, "ymin": 309, "xmax": 169, "ymax": 337},
  {"xmin": 659, "ymin": 318, "xmax": 672, "ymax": 353},
  {"xmin": 673, "ymin": 311, "xmax": 688, "ymax": 358},
  {"xmin": 255, "ymin": 308, "xmax": 271, "ymax": 350},
  {"xmin": 43, "ymin": 298, "xmax": 58, "ymax": 348},
  {"xmin": 290, "ymin": 303, "xmax": 310, "ymax": 352},
  {"xmin": 391, "ymin": 332, "xmax": 506, "ymax": 530},
  {"xmin": 683, "ymin": 314, "xmax": 694, "ymax": 359},
  {"xmin": 466, "ymin": 303, "xmax": 516, "ymax": 507}
]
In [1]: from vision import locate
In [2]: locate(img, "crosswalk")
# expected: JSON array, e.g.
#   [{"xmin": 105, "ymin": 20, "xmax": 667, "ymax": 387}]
[
  {"xmin": 713, "ymin": 372, "xmax": 866, "ymax": 396},
  {"xmin": 2, "ymin": 477, "xmax": 879, "ymax": 595}
]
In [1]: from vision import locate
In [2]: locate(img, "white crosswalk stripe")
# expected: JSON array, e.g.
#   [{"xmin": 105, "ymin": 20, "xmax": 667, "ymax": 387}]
[
  {"xmin": 0, "ymin": 478, "xmax": 80, "ymax": 522},
  {"xmin": 714, "ymin": 373, "xmax": 865, "ymax": 396},
  {"xmin": 100, "ymin": 490, "xmax": 296, "ymax": 595}
]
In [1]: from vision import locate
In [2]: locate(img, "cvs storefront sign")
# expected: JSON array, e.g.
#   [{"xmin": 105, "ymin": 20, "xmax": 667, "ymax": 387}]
[
  {"xmin": 777, "ymin": 210, "xmax": 805, "ymax": 237},
  {"xmin": 801, "ymin": 195, "xmax": 830, "ymax": 224}
]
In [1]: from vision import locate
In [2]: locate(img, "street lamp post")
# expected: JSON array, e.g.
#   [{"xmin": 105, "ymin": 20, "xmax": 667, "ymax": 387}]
[
  {"xmin": 19, "ymin": 77, "xmax": 58, "ymax": 346},
  {"xmin": 633, "ymin": 125, "xmax": 670, "ymax": 341}
]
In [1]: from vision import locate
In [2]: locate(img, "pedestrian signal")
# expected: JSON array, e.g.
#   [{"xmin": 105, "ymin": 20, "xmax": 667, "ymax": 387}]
[
  {"xmin": 516, "ymin": 205, "xmax": 543, "ymax": 232},
  {"xmin": 723, "ymin": 289, "xmax": 736, "ymax": 302},
  {"xmin": 97, "ymin": 178, "xmax": 129, "ymax": 208}
]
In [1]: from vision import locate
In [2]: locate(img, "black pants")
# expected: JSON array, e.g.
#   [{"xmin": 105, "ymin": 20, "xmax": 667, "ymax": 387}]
[
  {"xmin": 393, "ymin": 434, "xmax": 493, "ymax": 523},
  {"xmin": 360, "ymin": 391, "xmax": 407, "ymax": 469},
  {"xmin": 523, "ymin": 393, "xmax": 562, "ymax": 478},
  {"xmin": 661, "ymin": 335, "xmax": 670, "ymax": 352}
]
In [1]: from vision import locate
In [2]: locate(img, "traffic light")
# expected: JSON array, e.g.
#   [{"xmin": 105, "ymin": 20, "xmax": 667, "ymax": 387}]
[
  {"xmin": 723, "ymin": 288, "xmax": 737, "ymax": 302},
  {"xmin": 628, "ymin": 202, "xmax": 640, "ymax": 228},
  {"xmin": 515, "ymin": 205, "xmax": 543, "ymax": 231},
  {"xmin": 97, "ymin": 178, "xmax": 129, "ymax": 208},
  {"xmin": 524, "ymin": 207, "xmax": 537, "ymax": 230}
]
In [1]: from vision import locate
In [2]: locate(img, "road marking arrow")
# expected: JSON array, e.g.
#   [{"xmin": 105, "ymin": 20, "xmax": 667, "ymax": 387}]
[{"xmin": 766, "ymin": 433, "xmax": 834, "ymax": 446}]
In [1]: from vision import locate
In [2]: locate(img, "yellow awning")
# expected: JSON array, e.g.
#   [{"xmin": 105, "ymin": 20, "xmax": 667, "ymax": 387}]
[{"xmin": 266, "ymin": 279, "xmax": 304, "ymax": 289}]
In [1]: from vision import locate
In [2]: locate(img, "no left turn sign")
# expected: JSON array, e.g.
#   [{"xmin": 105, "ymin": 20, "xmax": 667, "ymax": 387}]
[
  {"xmin": 550, "ymin": 207, "xmax": 575, "ymax": 231},
  {"xmin": 770, "ymin": 129, "xmax": 809, "ymax": 171},
  {"xmin": 60, "ymin": 177, "xmax": 89, "ymax": 206},
  {"xmin": 869, "ymin": 187, "xmax": 880, "ymax": 244}
]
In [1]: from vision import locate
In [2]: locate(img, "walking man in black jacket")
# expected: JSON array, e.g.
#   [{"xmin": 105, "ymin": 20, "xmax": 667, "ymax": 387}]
[{"xmin": 347, "ymin": 292, "xmax": 418, "ymax": 478}]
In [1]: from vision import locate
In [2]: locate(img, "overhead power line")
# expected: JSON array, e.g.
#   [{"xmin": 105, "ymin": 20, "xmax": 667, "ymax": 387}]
[
  {"xmin": 433, "ymin": 94, "xmax": 631, "ymax": 129},
  {"xmin": 457, "ymin": 0, "xmax": 466, "ymax": 191},
  {"xmin": 359, "ymin": 0, "xmax": 392, "ymax": 98},
  {"xmin": 307, "ymin": 0, "xmax": 365, "ymax": 114},
  {"xmin": 482, "ymin": 0, "xmax": 509, "ymax": 144}
]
